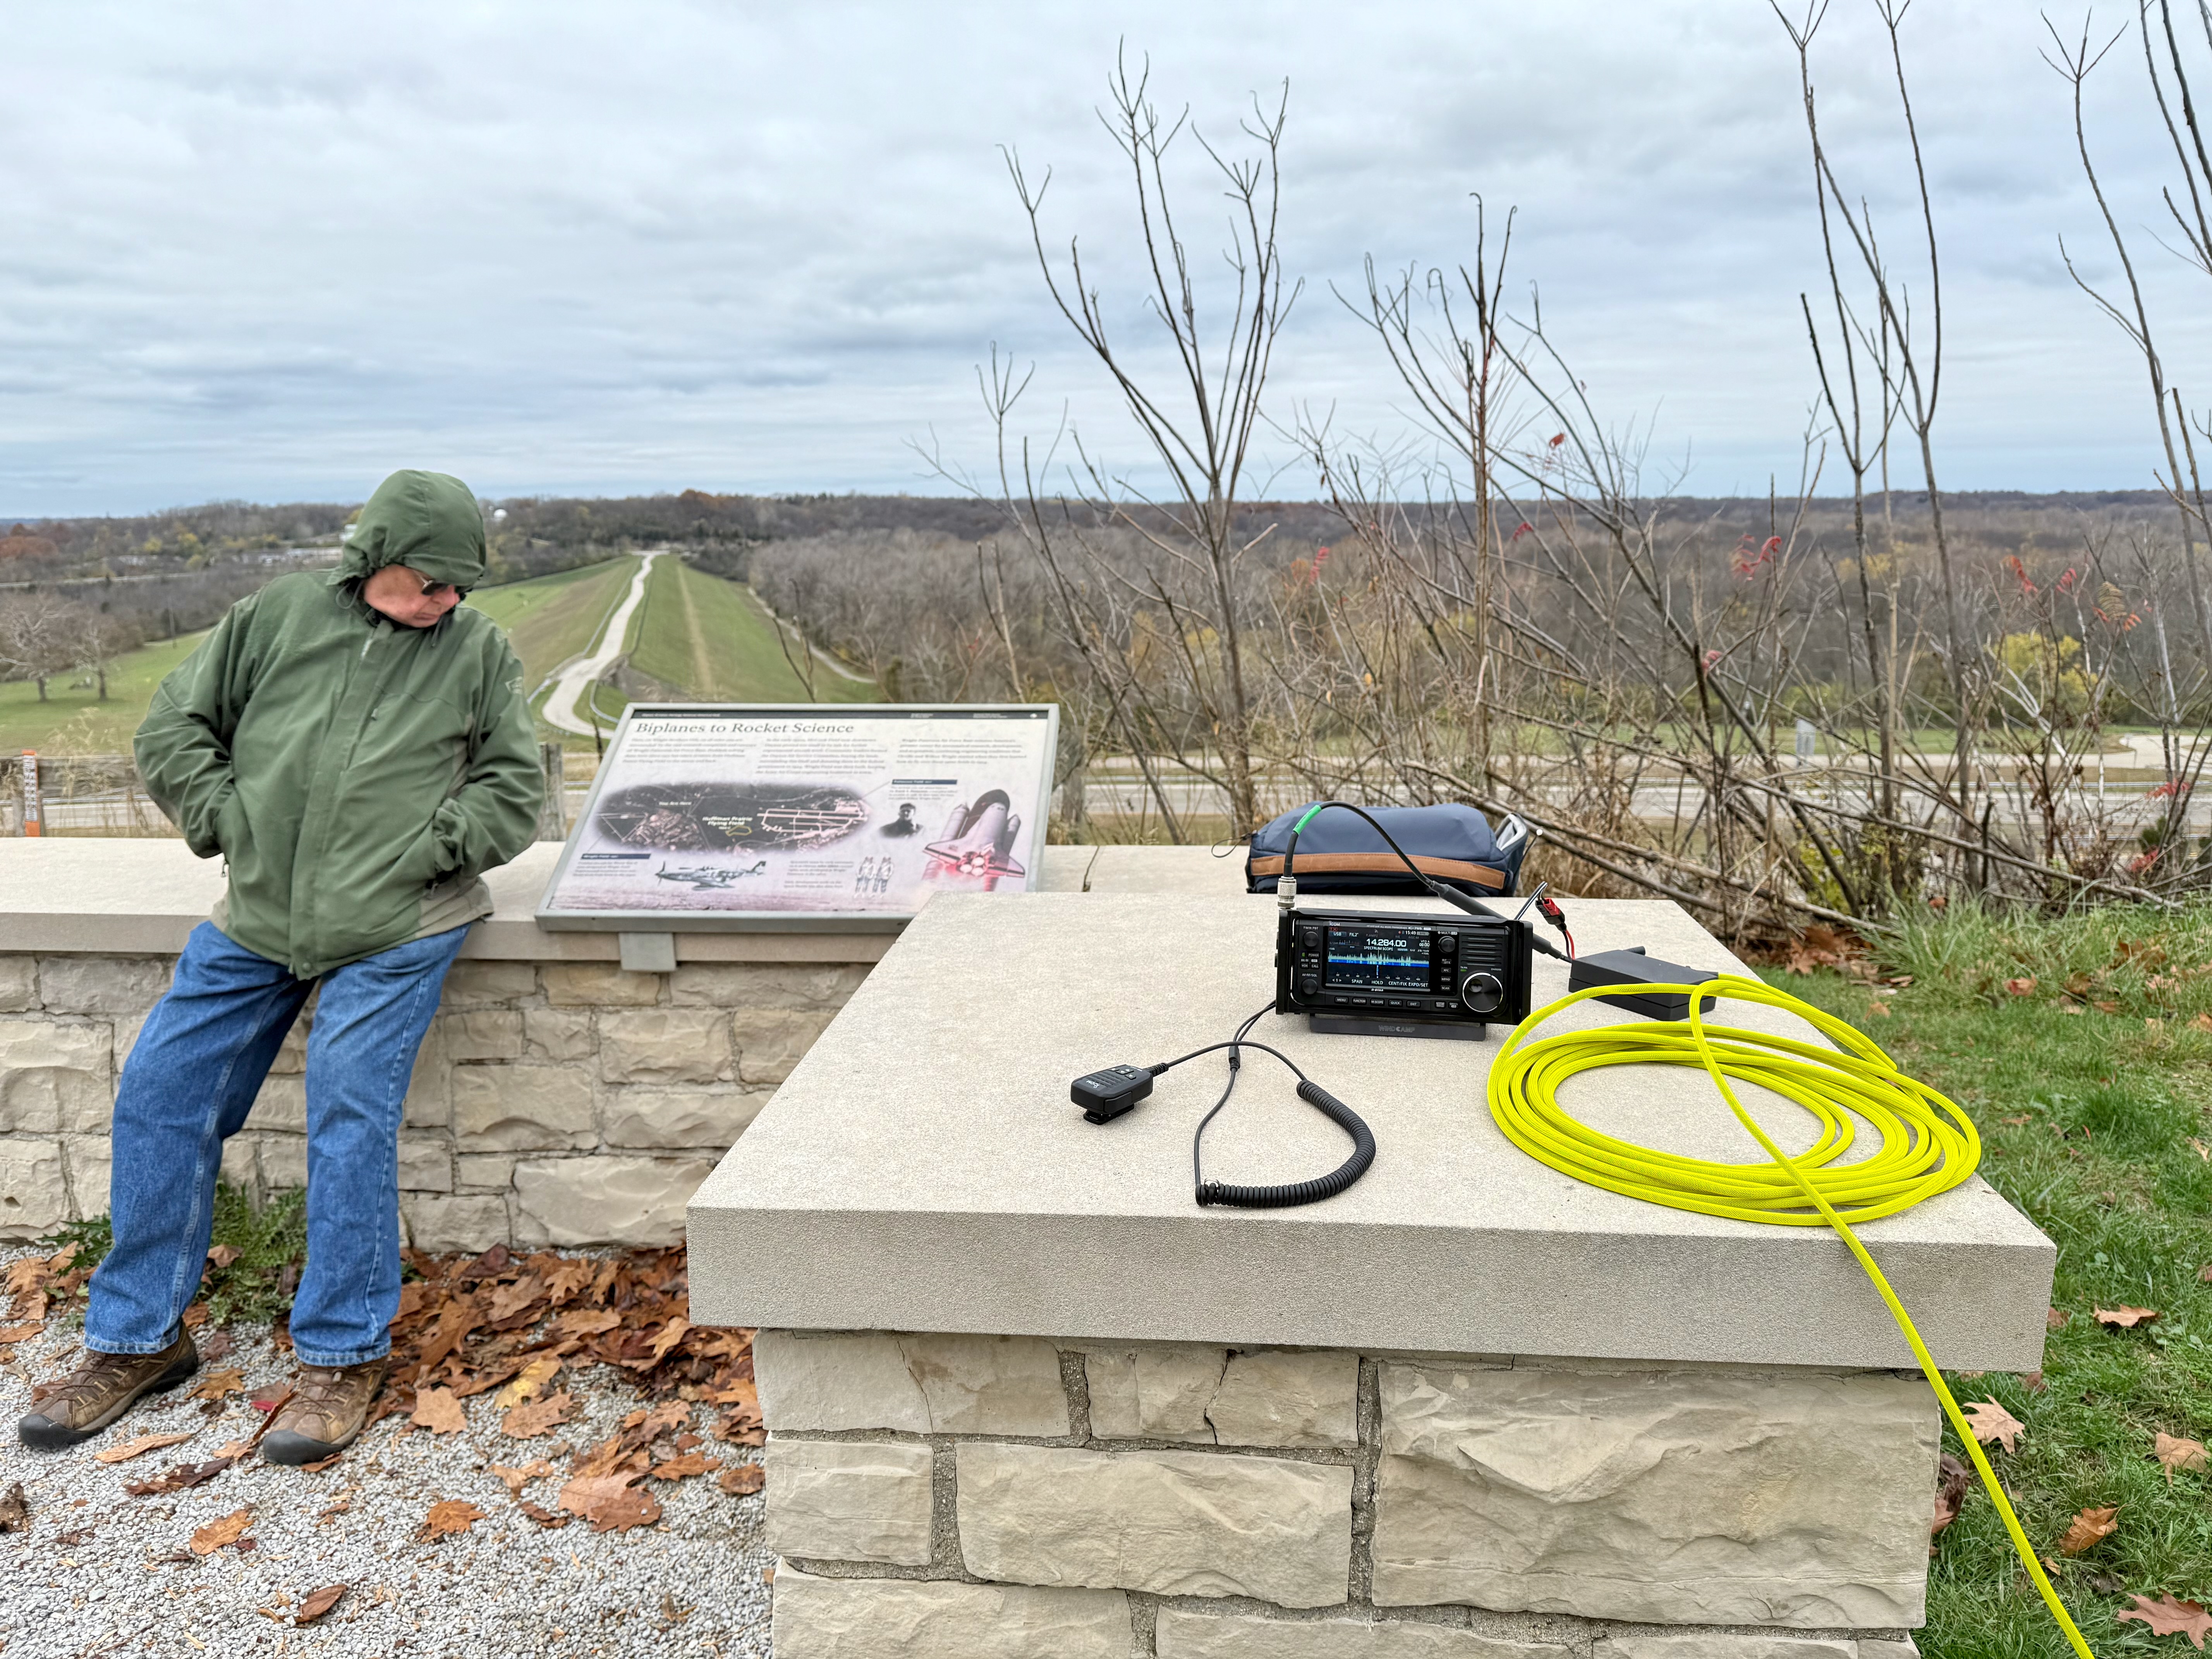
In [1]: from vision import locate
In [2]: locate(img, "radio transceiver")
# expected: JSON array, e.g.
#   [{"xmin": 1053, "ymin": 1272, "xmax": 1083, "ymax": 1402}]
[{"xmin": 1275, "ymin": 907, "xmax": 1534, "ymax": 1039}]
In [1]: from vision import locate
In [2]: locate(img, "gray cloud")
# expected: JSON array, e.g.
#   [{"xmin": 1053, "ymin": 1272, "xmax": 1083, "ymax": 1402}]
[{"xmin": 1, "ymin": 0, "xmax": 2206, "ymax": 513}]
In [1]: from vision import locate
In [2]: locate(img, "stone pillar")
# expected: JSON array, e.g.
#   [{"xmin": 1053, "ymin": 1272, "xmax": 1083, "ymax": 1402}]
[{"xmin": 757, "ymin": 1329, "xmax": 1934, "ymax": 1659}]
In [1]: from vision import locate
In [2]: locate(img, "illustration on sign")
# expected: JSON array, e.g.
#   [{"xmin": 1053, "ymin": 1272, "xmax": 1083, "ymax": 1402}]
[{"xmin": 537, "ymin": 705, "xmax": 1058, "ymax": 925}]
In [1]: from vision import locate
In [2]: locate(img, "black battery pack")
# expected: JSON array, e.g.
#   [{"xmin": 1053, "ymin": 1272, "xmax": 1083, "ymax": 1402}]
[{"xmin": 1567, "ymin": 947, "xmax": 1720, "ymax": 1021}]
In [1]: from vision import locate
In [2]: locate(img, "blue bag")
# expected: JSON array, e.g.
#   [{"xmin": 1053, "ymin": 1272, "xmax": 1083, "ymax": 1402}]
[{"xmin": 1245, "ymin": 802, "xmax": 1531, "ymax": 898}]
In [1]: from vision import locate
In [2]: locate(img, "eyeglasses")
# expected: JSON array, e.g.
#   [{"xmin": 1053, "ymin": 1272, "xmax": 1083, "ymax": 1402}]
[{"xmin": 400, "ymin": 567, "xmax": 469, "ymax": 601}]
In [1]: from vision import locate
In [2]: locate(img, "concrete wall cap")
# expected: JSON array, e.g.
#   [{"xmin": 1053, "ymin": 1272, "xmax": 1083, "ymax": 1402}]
[{"xmin": 689, "ymin": 891, "xmax": 2053, "ymax": 1369}]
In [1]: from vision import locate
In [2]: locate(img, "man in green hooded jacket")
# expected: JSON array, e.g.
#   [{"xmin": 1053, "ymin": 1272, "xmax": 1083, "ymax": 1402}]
[{"xmin": 17, "ymin": 469, "xmax": 542, "ymax": 1463}]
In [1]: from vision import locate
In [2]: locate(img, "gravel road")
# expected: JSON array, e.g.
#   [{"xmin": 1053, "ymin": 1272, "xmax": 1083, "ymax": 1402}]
[{"xmin": 0, "ymin": 1246, "xmax": 774, "ymax": 1659}]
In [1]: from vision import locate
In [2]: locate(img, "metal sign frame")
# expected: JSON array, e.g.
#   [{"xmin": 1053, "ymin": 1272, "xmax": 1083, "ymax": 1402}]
[{"xmin": 535, "ymin": 702, "xmax": 1060, "ymax": 933}]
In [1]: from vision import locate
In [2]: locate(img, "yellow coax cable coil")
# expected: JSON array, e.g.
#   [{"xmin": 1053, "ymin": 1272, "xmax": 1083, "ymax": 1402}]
[{"xmin": 1488, "ymin": 974, "xmax": 2094, "ymax": 1659}]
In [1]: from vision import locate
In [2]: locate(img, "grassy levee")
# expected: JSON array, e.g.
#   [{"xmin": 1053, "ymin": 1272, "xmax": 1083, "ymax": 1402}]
[
  {"xmin": 624, "ymin": 556, "xmax": 875, "ymax": 705},
  {"xmin": 464, "ymin": 555, "xmax": 638, "ymax": 692},
  {"xmin": 0, "ymin": 632, "xmax": 209, "ymax": 754},
  {"xmin": 1775, "ymin": 906, "xmax": 2212, "ymax": 1655},
  {"xmin": 0, "ymin": 558, "xmax": 641, "ymax": 756}
]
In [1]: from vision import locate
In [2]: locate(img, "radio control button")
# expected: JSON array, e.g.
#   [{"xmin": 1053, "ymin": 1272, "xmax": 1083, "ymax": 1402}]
[{"xmin": 1460, "ymin": 971, "xmax": 1505, "ymax": 1016}]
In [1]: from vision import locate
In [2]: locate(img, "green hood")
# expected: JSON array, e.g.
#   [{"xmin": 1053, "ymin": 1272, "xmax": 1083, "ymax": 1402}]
[{"xmin": 338, "ymin": 469, "xmax": 487, "ymax": 587}]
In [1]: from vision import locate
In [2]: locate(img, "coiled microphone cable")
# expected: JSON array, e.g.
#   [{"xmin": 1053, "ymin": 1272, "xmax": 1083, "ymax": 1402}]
[
  {"xmin": 1489, "ymin": 973, "xmax": 2096, "ymax": 1659},
  {"xmin": 1166, "ymin": 1005, "xmax": 1378, "ymax": 1208}
]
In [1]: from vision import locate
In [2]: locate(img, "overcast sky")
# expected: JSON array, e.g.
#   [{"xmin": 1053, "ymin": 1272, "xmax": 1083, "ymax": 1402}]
[{"xmin": 3, "ymin": 1, "xmax": 2207, "ymax": 515}]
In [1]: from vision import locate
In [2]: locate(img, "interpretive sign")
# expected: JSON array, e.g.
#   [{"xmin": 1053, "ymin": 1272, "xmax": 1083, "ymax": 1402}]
[{"xmin": 536, "ymin": 704, "xmax": 1059, "ymax": 930}]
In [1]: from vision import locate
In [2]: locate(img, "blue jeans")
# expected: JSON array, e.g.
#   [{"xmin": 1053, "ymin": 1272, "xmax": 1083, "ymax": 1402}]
[{"xmin": 86, "ymin": 921, "xmax": 469, "ymax": 1368}]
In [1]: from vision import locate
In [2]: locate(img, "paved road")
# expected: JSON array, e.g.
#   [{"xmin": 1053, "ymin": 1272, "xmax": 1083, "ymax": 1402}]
[
  {"xmin": 1075, "ymin": 767, "xmax": 2212, "ymax": 835},
  {"xmin": 541, "ymin": 552, "xmax": 659, "ymax": 736}
]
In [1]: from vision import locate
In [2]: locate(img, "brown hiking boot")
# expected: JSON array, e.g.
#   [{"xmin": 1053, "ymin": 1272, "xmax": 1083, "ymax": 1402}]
[
  {"xmin": 17, "ymin": 1331, "xmax": 199, "ymax": 1451},
  {"xmin": 261, "ymin": 1359, "xmax": 386, "ymax": 1465}
]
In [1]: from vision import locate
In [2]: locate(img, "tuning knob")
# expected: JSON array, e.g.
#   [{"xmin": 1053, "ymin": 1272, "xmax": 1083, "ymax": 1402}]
[{"xmin": 1459, "ymin": 971, "xmax": 1504, "ymax": 1016}]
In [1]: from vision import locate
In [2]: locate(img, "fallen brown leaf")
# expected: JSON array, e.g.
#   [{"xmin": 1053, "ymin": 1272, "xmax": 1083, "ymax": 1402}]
[
  {"xmin": 1930, "ymin": 1452, "xmax": 1971, "ymax": 1549},
  {"xmin": 93, "ymin": 1431, "xmax": 196, "ymax": 1465},
  {"xmin": 410, "ymin": 1387, "xmax": 466, "ymax": 1435},
  {"xmin": 299, "ymin": 1453, "xmax": 343, "ymax": 1474},
  {"xmin": 2196, "ymin": 1139, "xmax": 2212, "ymax": 1163},
  {"xmin": 204, "ymin": 1245, "xmax": 241, "ymax": 1270},
  {"xmin": 316, "ymin": 1485, "xmax": 359, "ymax": 1524},
  {"xmin": 179, "ymin": 1304, "xmax": 207, "ymax": 1328},
  {"xmin": 517, "ymin": 1500, "xmax": 573, "ymax": 1529},
  {"xmin": 2048, "ymin": 1308, "xmax": 2071, "ymax": 1330},
  {"xmin": 2022, "ymin": 1371, "xmax": 2048, "ymax": 1393},
  {"xmin": 2006, "ymin": 976, "xmax": 2037, "ymax": 996},
  {"xmin": 295, "ymin": 1584, "xmax": 346, "ymax": 1625},
  {"xmin": 2195, "ymin": 1012, "xmax": 2212, "ymax": 1034},
  {"xmin": 639, "ymin": 1400, "xmax": 691, "ymax": 1437},
  {"xmin": 2057, "ymin": 1504, "xmax": 2119, "ymax": 1556},
  {"xmin": 649, "ymin": 1452, "xmax": 721, "ymax": 1481},
  {"xmin": 2095, "ymin": 1306, "xmax": 2160, "ymax": 1328},
  {"xmin": 2155, "ymin": 1432, "xmax": 2209, "ymax": 1483},
  {"xmin": 0, "ymin": 1322, "xmax": 43, "ymax": 1345},
  {"xmin": 1962, "ymin": 1400, "xmax": 2025, "ymax": 1455},
  {"xmin": 495, "ymin": 1356, "xmax": 561, "ymax": 1412},
  {"xmin": 2118, "ymin": 1594, "xmax": 2212, "ymax": 1646},
  {"xmin": 489, "ymin": 1461, "xmax": 553, "ymax": 1495},
  {"xmin": 706, "ymin": 1375, "xmax": 760, "ymax": 1411},
  {"xmin": 716, "ymin": 1464, "xmax": 765, "ymax": 1498},
  {"xmin": 501, "ymin": 1390, "xmax": 578, "ymax": 1440},
  {"xmin": 421, "ymin": 1499, "xmax": 486, "ymax": 1539},
  {"xmin": 124, "ymin": 1452, "xmax": 243, "ymax": 1498},
  {"xmin": 415, "ymin": 1295, "xmax": 481, "ymax": 1376},
  {"xmin": 485, "ymin": 1275, "xmax": 546, "ymax": 1324},
  {"xmin": 3, "ymin": 1258, "xmax": 48, "ymax": 1306},
  {"xmin": 646, "ymin": 1318, "xmax": 690, "ymax": 1365},
  {"xmin": 711, "ymin": 1412, "xmax": 766, "ymax": 1448},
  {"xmin": 187, "ymin": 1369, "xmax": 246, "ymax": 1403},
  {"xmin": 189, "ymin": 1507, "xmax": 253, "ymax": 1555},
  {"xmin": 559, "ymin": 1472, "xmax": 663, "ymax": 1534},
  {"xmin": 0, "ymin": 1482, "xmax": 26, "ymax": 1532},
  {"xmin": 570, "ymin": 1430, "xmax": 647, "ymax": 1480},
  {"xmin": 548, "ymin": 1307, "xmax": 621, "ymax": 1340}
]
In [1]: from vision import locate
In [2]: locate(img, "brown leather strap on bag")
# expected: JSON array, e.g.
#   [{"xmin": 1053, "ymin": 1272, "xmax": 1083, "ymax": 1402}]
[{"xmin": 1246, "ymin": 852, "xmax": 1505, "ymax": 891}]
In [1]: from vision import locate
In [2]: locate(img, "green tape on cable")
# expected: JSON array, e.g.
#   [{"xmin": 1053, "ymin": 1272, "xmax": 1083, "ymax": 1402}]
[{"xmin": 1489, "ymin": 974, "xmax": 2095, "ymax": 1659}]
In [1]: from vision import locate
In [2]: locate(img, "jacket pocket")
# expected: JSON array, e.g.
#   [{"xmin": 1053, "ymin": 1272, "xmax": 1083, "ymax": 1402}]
[
  {"xmin": 393, "ymin": 821, "xmax": 448, "ymax": 890},
  {"xmin": 212, "ymin": 788, "xmax": 250, "ymax": 864}
]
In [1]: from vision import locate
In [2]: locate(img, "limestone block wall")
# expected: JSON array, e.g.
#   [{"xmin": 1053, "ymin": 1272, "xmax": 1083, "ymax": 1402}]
[
  {"xmin": 0, "ymin": 951, "xmax": 864, "ymax": 1249},
  {"xmin": 757, "ymin": 1328, "xmax": 1935, "ymax": 1659}
]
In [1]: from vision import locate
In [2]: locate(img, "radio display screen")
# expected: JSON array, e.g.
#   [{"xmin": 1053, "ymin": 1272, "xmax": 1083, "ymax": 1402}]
[{"xmin": 1324, "ymin": 924, "xmax": 1431, "ymax": 992}]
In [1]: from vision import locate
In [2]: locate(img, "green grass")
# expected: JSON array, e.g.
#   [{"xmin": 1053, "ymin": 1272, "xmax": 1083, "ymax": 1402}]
[
  {"xmin": 622, "ymin": 557, "xmax": 875, "ymax": 705},
  {"xmin": 38, "ymin": 1181, "xmax": 308, "ymax": 1327},
  {"xmin": 464, "ymin": 555, "xmax": 638, "ymax": 692},
  {"xmin": 0, "ymin": 631, "xmax": 209, "ymax": 754},
  {"xmin": 1773, "ymin": 902, "xmax": 2212, "ymax": 1656}
]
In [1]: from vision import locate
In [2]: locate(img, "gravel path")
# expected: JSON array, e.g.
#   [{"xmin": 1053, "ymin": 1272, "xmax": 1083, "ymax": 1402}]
[
  {"xmin": 0, "ymin": 1245, "xmax": 775, "ymax": 1659},
  {"xmin": 540, "ymin": 552, "xmax": 659, "ymax": 736}
]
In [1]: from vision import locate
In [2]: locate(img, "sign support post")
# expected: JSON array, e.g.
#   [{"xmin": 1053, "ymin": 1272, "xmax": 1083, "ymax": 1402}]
[{"xmin": 19, "ymin": 751, "xmax": 41, "ymax": 838}]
